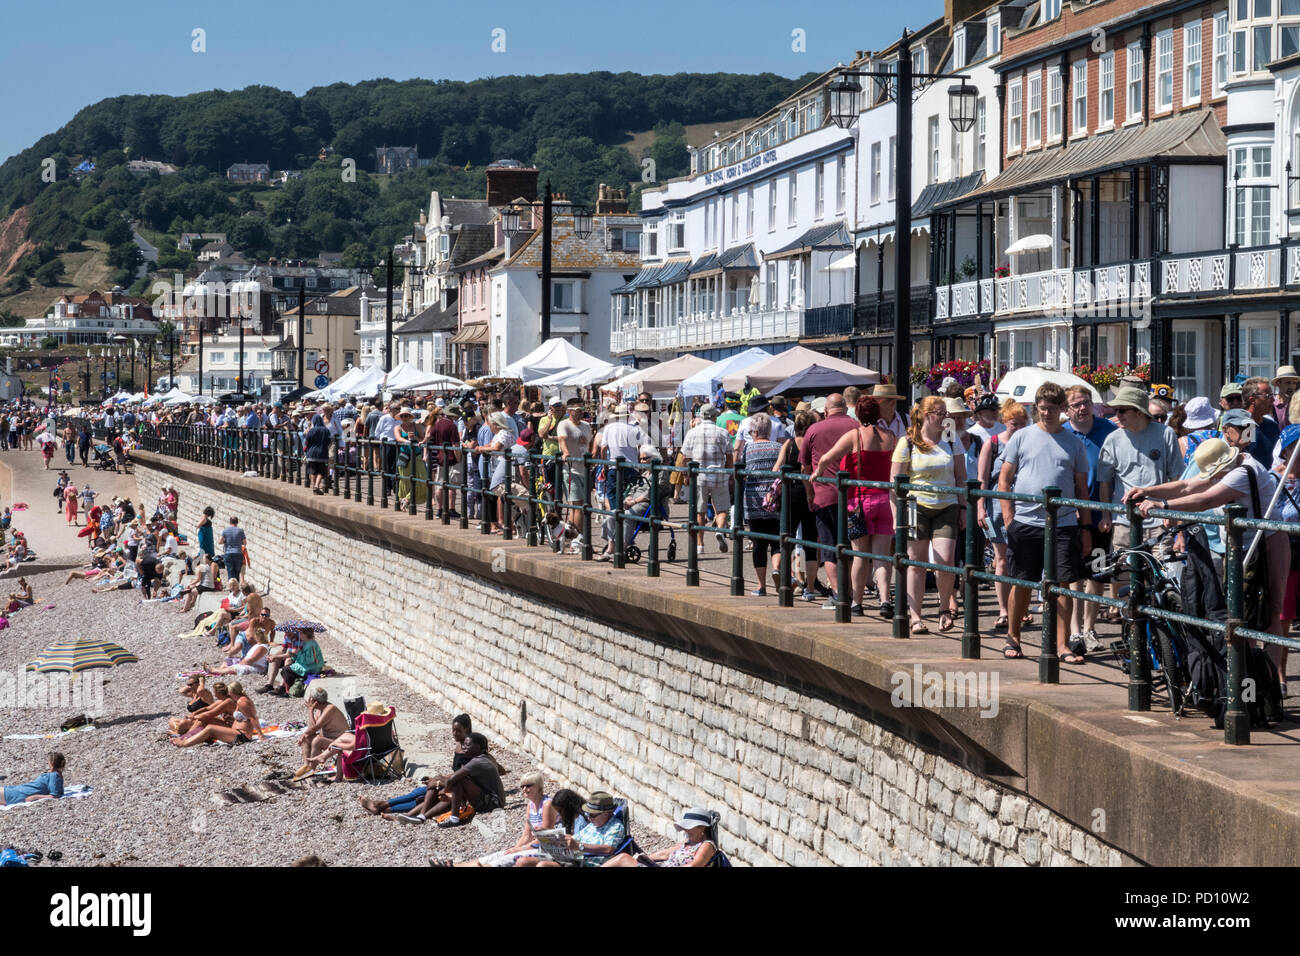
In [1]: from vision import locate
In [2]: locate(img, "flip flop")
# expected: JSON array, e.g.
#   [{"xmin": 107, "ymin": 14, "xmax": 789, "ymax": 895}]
[
  {"xmin": 1002, "ymin": 642, "xmax": 1025, "ymax": 659},
  {"xmin": 939, "ymin": 612, "xmax": 955, "ymax": 632},
  {"xmin": 1060, "ymin": 652, "xmax": 1087, "ymax": 665},
  {"xmin": 993, "ymin": 616, "xmax": 1009, "ymax": 632},
  {"xmin": 910, "ymin": 621, "xmax": 929, "ymax": 635}
]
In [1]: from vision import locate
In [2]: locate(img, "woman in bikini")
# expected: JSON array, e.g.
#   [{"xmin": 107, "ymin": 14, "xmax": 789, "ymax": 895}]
[
  {"xmin": 170, "ymin": 681, "xmax": 263, "ymax": 746},
  {"xmin": 168, "ymin": 677, "xmax": 218, "ymax": 734},
  {"xmin": 169, "ymin": 681, "xmax": 233, "ymax": 737}
]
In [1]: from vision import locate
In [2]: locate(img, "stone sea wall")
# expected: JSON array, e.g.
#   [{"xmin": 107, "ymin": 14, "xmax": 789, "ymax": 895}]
[{"xmin": 138, "ymin": 464, "xmax": 1129, "ymax": 866}]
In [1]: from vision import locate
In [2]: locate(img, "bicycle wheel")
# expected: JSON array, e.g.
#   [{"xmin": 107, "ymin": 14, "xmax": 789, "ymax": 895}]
[{"xmin": 1153, "ymin": 623, "xmax": 1189, "ymax": 716}]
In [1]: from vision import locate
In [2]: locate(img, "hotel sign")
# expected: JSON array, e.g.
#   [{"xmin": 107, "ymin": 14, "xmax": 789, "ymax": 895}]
[{"xmin": 702, "ymin": 150, "xmax": 779, "ymax": 185}]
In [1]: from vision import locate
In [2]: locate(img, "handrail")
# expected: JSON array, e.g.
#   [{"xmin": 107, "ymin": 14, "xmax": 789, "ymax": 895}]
[{"xmin": 123, "ymin": 419, "xmax": 1300, "ymax": 746}]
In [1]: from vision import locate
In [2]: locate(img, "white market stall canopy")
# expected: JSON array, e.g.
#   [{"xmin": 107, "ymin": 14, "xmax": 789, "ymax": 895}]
[
  {"xmin": 677, "ymin": 347, "xmax": 773, "ymax": 399},
  {"xmin": 384, "ymin": 363, "xmax": 468, "ymax": 392},
  {"xmin": 500, "ymin": 338, "xmax": 615, "ymax": 382},
  {"xmin": 527, "ymin": 362, "xmax": 624, "ymax": 387},
  {"xmin": 611, "ymin": 354, "xmax": 712, "ymax": 399},
  {"xmin": 719, "ymin": 346, "xmax": 880, "ymax": 393},
  {"xmin": 304, "ymin": 364, "xmax": 385, "ymax": 400}
]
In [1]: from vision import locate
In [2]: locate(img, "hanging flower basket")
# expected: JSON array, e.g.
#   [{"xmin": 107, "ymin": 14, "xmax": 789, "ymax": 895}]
[{"xmin": 924, "ymin": 359, "xmax": 991, "ymax": 395}]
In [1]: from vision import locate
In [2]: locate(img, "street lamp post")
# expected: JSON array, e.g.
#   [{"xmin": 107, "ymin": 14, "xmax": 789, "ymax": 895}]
[
  {"xmin": 297, "ymin": 282, "xmax": 306, "ymax": 390},
  {"xmin": 827, "ymin": 33, "xmax": 975, "ymax": 404},
  {"xmin": 502, "ymin": 181, "xmax": 593, "ymax": 348}
]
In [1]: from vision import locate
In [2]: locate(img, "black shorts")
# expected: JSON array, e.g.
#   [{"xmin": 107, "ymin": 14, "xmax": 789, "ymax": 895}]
[
  {"xmin": 813, "ymin": 505, "xmax": 839, "ymax": 564},
  {"xmin": 307, "ymin": 460, "xmax": 329, "ymax": 478},
  {"xmin": 1007, "ymin": 522, "xmax": 1082, "ymax": 585},
  {"xmin": 470, "ymin": 788, "xmax": 502, "ymax": 813}
]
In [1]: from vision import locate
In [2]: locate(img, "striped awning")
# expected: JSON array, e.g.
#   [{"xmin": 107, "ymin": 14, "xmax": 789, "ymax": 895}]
[{"xmin": 938, "ymin": 110, "xmax": 1226, "ymax": 208}]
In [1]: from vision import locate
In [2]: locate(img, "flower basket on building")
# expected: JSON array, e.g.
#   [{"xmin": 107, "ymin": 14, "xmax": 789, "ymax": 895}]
[{"xmin": 924, "ymin": 359, "xmax": 990, "ymax": 395}]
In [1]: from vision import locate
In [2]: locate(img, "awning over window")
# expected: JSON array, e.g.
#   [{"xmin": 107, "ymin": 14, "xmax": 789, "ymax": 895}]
[
  {"xmin": 612, "ymin": 258, "xmax": 691, "ymax": 293},
  {"xmin": 938, "ymin": 110, "xmax": 1226, "ymax": 209},
  {"xmin": 450, "ymin": 323, "xmax": 489, "ymax": 346},
  {"xmin": 764, "ymin": 222, "xmax": 852, "ymax": 260},
  {"xmin": 689, "ymin": 243, "xmax": 760, "ymax": 278},
  {"xmin": 912, "ymin": 171, "xmax": 985, "ymax": 219}
]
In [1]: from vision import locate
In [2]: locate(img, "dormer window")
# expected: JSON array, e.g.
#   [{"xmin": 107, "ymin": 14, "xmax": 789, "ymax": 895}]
[
  {"xmin": 989, "ymin": 13, "xmax": 1002, "ymax": 54},
  {"xmin": 954, "ymin": 28, "xmax": 966, "ymax": 69},
  {"xmin": 1043, "ymin": 0, "xmax": 1061, "ymax": 23}
]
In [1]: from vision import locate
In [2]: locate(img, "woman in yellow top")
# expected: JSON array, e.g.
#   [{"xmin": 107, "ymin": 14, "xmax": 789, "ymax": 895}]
[{"xmin": 889, "ymin": 395, "xmax": 967, "ymax": 633}]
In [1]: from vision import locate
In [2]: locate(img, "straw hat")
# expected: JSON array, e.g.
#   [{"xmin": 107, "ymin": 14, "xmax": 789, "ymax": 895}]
[
  {"xmin": 1274, "ymin": 365, "xmax": 1300, "ymax": 385},
  {"xmin": 872, "ymin": 383, "xmax": 902, "ymax": 400},
  {"xmin": 1193, "ymin": 437, "xmax": 1239, "ymax": 479},
  {"xmin": 943, "ymin": 397, "xmax": 971, "ymax": 416}
]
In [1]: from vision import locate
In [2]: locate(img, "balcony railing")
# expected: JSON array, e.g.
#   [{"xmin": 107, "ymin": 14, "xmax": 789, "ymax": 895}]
[
  {"xmin": 934, "ymin": 240, "xmax": 1300, "ymax": 321},
  {"xmin": 611, "ymin": 307, "xmax": 807, "ymax": 354},
  {"xmin": 802, "ymin": 304, "xmax": 854, "ymax": 338},
  {"xmin": 854, "ymin": 285, "xmax": 933, "ymax": 336}
]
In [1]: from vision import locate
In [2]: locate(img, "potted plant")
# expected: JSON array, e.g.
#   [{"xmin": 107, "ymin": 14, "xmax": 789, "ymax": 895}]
[{"xmin": 959, "ymin": 256, "xmax": 976, "ymax": 280}]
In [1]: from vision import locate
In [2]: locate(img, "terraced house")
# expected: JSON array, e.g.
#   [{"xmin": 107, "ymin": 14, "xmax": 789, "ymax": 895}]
[
  {"xmin": 612, "ymin": 73, "xmax": 856, "ymax": 365},
  {"xmin": 930, "ymin": 0, "xmax": 1300, "ymax": 397}
]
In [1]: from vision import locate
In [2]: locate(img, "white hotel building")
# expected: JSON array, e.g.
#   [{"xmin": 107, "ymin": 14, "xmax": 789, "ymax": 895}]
[{"xmin": 611, "ymin": 74, "xmax": 857, "ymax": 365}]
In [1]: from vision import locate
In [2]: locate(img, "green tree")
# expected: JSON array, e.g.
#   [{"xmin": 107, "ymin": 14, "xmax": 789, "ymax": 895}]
[
  {"xmin": 34, "ymin": 259, "xmax": 64, "ymax": 285},
  {"xmin": 101, "ymin": 215, "xmax": 132, "ymax": 246}
]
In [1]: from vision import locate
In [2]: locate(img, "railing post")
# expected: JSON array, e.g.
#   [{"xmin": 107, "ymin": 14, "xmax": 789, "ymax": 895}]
[
  {"xmin": 459, "ymin": 445, "xmax": 470, "ymax": 530},
  {"xmin": 526, "ymin": 452, "xmax": 539, "ymax": 545},
  {"xmin": 1125, "ymin": 498, "xmax": 1151, "ymax": 711},
  {"xmin": 407, "ymin": 445, "xmax": 418, "ymax": 516},
  {"xmin": 333, "ymin": 434, "xmax": 341, "ymax": 497},
  {"xmin": 647, "ymin": 458, "xmax": 660, "ymax": 578},
  {"xmin": 834, "ymin": 470, "xmax": 851, "ymax": 622},
  {"xmin": 778, "ymin": 465, "xmax": 794, "ymax": 607},
  {"xmin": 581, "ymin": 455, "xmax": 593, "ymax": 561},
  {"xmin": 962, "ymin": 478, "xmax": 981, "ymax": 659},
  {"xmin": 479, "ymin": 451, "xmax": 491, "ymax": 535},
  {"xmin": 730, "ymin": 462, "xmax": 745, "ymax": 597},
  {"xmin": 1040, "ymin": 486, "xmax": 1061, "ymax": 684},
  {"xmin": 501, "ymin": 451, "xmax": 513, "ymax": 541},
  {"xmin": 892, "ymin": 473, "xmax": 910, "ymax": 640},
  {"xmin": 424, "ymin": 446, "xmax": 434, "ymax": 520},
  {"xmin": 612, "ymin": 456, "xmax": 627, "ymax": 569},
  {"xmin": 686, "ymin": 460, "xmax": 700, "ymax": 587},
  {"xmin": 1223, "ymin": 504, "xmax": 1251, "ymax": 744},
  {"xmin": 366, "ymin": 438, "xmax": 375, "ymax": 507},
  {"xmin": 342, "ymin": 434, "xmax": 352, "ymax": 499}
]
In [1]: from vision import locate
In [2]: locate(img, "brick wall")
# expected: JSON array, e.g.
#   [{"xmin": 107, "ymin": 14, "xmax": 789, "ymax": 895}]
[{"xmin": 137, "ymin": 463, "xmax": 1133, "ymax": 867}]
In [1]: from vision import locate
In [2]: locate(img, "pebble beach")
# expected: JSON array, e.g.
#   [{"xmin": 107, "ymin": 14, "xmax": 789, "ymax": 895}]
[{"xmin": 0, "ymin": 454, "xmax": 664, "ymax": 867}]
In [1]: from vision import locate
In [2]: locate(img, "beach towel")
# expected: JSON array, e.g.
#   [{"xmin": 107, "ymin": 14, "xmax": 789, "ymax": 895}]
[
  {"xmin": 0, "ymin": 784, "xmax": 92, "ymax": 810},
  {"xmin": 4, "ymin": 725, "xmax": 95, "ymax": 741},
  {"xmin": 11, "ymin": 504, "xmax": 26, "ymax": 511}
]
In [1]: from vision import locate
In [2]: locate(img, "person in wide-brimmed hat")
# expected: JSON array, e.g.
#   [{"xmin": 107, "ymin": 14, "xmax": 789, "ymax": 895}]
[
  {"xmin": 872, "ymin": 383, "xmax": 906, "ymax": 436},
  {"xmin": 1096, "ymin": 385, "xmax": 1180, "ymax": 559},
  {"xmin": 602, "ymin": 807, "xmax": 719, "ymax": 867},
  {"xmin": 1273, "ymin": 365, "xmax": 1300, "ymax": 423},
  {"xmin": 1127, "ymin": 417, "xmax": 1291, "ymax": 681}
]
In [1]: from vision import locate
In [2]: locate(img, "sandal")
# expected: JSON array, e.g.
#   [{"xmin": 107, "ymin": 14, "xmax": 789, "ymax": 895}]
[
  {"xmin": 1002, "ymin": 641, "xmax": 1025, "ymax": 659},
  {"xmin": 1060, "ymin": 652, "xmax": 1087, "ymax": 665},
  {"xmin": 993, "ymin": 616, "xmax": 1008, "ymax": 632},
  {"xmin": 910, "ymin": 621, "xmax": 929, "ymax": 635},
  {"xmin": 939, "ymin": 611, "xmax": 955, "ymax": 632}
]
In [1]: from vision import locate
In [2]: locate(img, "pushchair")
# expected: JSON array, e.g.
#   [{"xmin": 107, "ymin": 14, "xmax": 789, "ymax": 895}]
[
  {"xmin": 623, "ymin": 496, "xmax": 677, "ymax": 563},
  {"xmin": 92, "ymin": 443, "xmax": 116, "ymax": 472}
]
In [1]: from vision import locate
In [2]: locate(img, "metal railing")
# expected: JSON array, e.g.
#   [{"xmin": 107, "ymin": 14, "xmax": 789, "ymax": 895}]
[{"xmin": 126, "ymin": 419, "xmax": 1300, "ymax": 746}]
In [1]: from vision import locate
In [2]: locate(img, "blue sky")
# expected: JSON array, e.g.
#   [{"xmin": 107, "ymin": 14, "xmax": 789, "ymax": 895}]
[{"xmin": 1, "ymin": 0, "xmax": 928, "ymax": 163}]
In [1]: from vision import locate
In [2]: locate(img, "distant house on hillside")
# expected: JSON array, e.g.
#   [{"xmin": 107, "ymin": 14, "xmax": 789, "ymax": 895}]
[
  {"xmin": 273, "ymin": 169, "xmax": 302, "ymax": 184},
  {"xmin": 197, "ymin": 241, "xmax": 238, "ymax": 262},
  {"xmin": 226, "ymin": 162, "xmax": 270, "ymax": 183},
  {"xmin": 375, "ymin": 146, "xmax": 419, "ymax": 174},
  {"xmin": 178, "ymin": 232, "xmax": 227, "ymax": 252}
]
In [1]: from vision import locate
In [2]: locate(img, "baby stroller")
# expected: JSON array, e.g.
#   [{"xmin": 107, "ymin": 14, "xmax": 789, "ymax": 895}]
[
  {"xmin": 92, "ymin": 443, "xmax": 117, "ymax": 472},
  {"xmin": 623, "ymin": 497, "xmax": 677, "ymax": 563}
]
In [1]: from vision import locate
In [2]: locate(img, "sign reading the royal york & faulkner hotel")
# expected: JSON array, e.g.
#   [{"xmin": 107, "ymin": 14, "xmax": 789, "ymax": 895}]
[{"xmin": 703, "ymin": 150, "xmax": 779, "ymax": 185}]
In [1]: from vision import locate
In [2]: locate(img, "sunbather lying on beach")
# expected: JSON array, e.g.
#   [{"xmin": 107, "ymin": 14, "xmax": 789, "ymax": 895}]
[{"xmin": 170, "ymin": 681, "xmax": 264, "ymax": 746}]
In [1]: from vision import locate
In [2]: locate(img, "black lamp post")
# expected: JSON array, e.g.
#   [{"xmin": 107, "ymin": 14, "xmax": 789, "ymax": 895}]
[
  {"xmin": 828, "ymin": 34, "xmax": 973, "ymax": 403},
  {"xmin": 503, "ymin": 181, "xmax": 593, "ymax": 346}
]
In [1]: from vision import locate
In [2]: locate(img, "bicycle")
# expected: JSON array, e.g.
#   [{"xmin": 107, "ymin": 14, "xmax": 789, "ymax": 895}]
[{"xmin": 1095, "ymin": 524, "xmax": 1195, "ymax": 717}]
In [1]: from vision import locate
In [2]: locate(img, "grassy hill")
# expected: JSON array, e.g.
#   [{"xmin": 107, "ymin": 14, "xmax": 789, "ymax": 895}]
[
  {"xmin": 621, "ymin": 117, "xmax": 756, "ymax": 164},
  {"xmin": 0, "ymin": 240, "xmax": 112, "ymax": 318}
]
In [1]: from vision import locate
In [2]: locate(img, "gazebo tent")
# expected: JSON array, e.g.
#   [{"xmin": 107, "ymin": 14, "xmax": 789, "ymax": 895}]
[
  {"xmin": 612, "ymin": 354, "xmax": 712, "ymax": 399},
  {"xmin": 499, "ymin": 338, "xmax": 614, "ymax": 382},
  {"xmin": 384, "ymin": 363, "xmax": 469, "ymax": 392},
  {"xmin": 677, "ymin": 348, "xmax": 772, "ymax": 399},
  {"xmin": 528, "ymin": 363, "xmax": 623, "ymax": 387},
  {"xmin": 720, "ymin": 346, "xmax": 880, "ymax": 393}
]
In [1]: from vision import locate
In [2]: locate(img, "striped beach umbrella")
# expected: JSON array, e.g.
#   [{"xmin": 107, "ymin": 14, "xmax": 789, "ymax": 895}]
[{"xmin": 26, "ymin": 638, "xmax": 139, "ymax": 674}]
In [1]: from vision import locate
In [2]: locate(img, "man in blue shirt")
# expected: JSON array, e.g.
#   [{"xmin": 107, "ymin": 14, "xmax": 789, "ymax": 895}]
[
  {"xmin": 1063, "ymin": 385, "xmax": 1117, "ymax": 652},
  {"xmin": 1243, "ymin": 376, "xmax": 1280, "ymax": 468}
]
